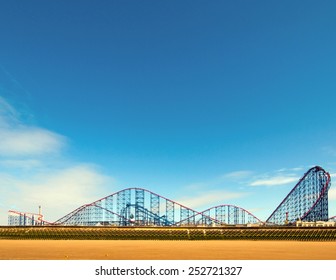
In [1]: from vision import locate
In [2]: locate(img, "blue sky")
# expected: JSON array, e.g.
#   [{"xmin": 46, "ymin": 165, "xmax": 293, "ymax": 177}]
[{"xmin": 1, "ymin": 0, "xmax": 336, "ymax": 225}]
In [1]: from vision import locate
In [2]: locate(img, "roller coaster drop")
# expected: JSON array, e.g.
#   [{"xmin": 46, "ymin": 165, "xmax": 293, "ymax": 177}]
[{"xmin": 8, "ymin": 166, "xmax": 332, "ymax": 226}]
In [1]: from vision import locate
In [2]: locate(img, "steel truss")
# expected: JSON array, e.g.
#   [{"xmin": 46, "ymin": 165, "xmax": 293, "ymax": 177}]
[
  {"xmin": 266, "ymin": 166, "xmax": 331, "ymax": 225},
  {"xmin": 7, "ymin": 166, "xmax": 332, "ymax": 227},
  {"xmin": 7, "ymin": 210, "xmax": 48, "ymax": 226},
  {"xmin": 178, "ymin": 205, "xmax": 262, "ymax": 226},
  {"xmin": 53, "ymin": 188, "xmax": 219, "ymax": 226}
]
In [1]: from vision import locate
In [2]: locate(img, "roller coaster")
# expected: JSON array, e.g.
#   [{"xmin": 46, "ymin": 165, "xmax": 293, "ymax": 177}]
[{"xmin": 7, "ymin": 166, "xmax": 333, "ymax": 227}]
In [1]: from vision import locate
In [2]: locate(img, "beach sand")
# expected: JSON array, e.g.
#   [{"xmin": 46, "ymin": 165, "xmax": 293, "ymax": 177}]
[{"xmin": 1, "ymin": 240, "xmax": 336, "ymax": 260}]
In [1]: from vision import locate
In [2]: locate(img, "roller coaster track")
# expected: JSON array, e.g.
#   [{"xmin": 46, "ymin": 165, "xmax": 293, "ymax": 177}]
[
  {"xmin": 175, "ymin": 204, "xmax": 262, "ymax": 226},
  {"xmin": 7, "ymin": 210, "xmax": 51, "ymax": 226},
  {"xmin": 8, "ymin": 166, "xmax": 333, "ymax": 226},
  {"xmin": 266, "ymin": 166, "xmax": 331, "ymax": 225},
  {"xmin": 53, "ymin": 187, "xmax": 220, "ymax": 226}
]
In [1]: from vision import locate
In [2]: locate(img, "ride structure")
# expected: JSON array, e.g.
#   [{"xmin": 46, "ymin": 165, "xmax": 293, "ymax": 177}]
[
  {"xmin": 7, "ymin": 166, "xmax": 332, "ymax": 227},
  {"xmin": 52, "ymin": 188, "xmax": 261, "ymax": 226},
  {"xmin": 266, "ymin": 166, "xmax": 331, "ymax": 225},
  {"xmin": 8, "ymin": 209, "xmax": 50, "ymax": 226}
]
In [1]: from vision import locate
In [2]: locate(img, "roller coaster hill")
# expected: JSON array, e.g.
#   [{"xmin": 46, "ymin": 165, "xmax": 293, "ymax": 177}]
[{"xmin": 7, "ymin": 166, "xmax": 335, "ymax": 227}]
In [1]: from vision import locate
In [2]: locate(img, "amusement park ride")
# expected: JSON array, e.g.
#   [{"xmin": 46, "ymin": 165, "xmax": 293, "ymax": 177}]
[{"xmin": 8, "ymin": 166, "xmax": 333, "ymax": 227}]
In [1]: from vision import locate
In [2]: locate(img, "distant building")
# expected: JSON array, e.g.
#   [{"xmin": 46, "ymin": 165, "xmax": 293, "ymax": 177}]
[{"xmin": 296, "ymin": 220, "xmax": 336, "ymax": 227}]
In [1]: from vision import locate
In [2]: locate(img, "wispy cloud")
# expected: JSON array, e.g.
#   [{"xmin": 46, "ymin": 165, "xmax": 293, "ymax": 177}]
[
  {"xmin": 0, "ymin": 96, "xmax": 19, "ymax": 126},
  {"xmin": 222, "ymin": 170, "xmax": 253, "ymax": 180},
  {"xmin": 177, "ymin": 190, "xmax": 248, "ymax": 210},
  {"xmin": 250, "ymin": 175, "xmax": 299, "ymax": 186},
  {"xmin": 0, "ymin": 98, "xmax": 65, "ymax": 157},
  {"xmin": 0, "ymin": 96, "xmax": 115, "ymax": 225},
  {"xmin": 0, "ymin": 159, "xmax": 42, "ymax": 170},
  {"xmin": 248, "ymin": 167, "xmax": 304, "ymax": 187},
  {"xmin": 1, "ymin": 164, "xmax": 114, "ymax": 223},
  {"xmin": 276, "ymin": 167, "xmax": 304, "ymax": 172},
  {"xmin": 177, "ymin": 170, "xmax": 252, "ymax": 210},
  {"xmin": 184, "ymin": 170, "xmax": 254, "ymax": 191},
  {"xmin": 0, "ymin": 127, "xmax": 66, "ymax": 157}
]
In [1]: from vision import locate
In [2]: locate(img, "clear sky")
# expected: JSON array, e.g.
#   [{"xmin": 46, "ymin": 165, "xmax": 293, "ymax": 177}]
[{"xmin": 0, "ymin": 0, "xmax": 336, "ymax": 225}]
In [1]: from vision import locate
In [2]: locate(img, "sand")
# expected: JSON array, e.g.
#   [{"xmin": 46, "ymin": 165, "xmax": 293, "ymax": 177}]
[{"xmin": 0, "ymin": 240, "xmax": 336, "ymax": 260}]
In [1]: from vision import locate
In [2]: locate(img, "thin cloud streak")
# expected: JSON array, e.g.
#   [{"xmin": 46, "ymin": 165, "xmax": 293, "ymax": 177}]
[
  {"xmin": 222, "ymin": 170, "xmax": 253, "ymax": 180},
  {"xmin": 0, "ymin": 96, "xmax": 19, "ymax": 125},
  {"xmin": 0, "ymin": 96, "xmax": 116, "ymax": 225},
  {"xmin": 177, "ymin": 190, "xmax": 248, "ymax": 211},
  {"xmin": 250, "ymin": 176, "xmax": 299, "ymax": 187},
  {"xmin": 0, "ymin": 98, "xmax": 66, "ymax": 157},
  {"xmin": 0, "ymin": 164, "xmax": 115, "ymax": 224},
  {"xmin": 0, "ymin": 128, "xmax": 66, "ymax": 157},
  {"xmin": 0, "ymin": 159, "xmax": 42, "ymax": 170}
]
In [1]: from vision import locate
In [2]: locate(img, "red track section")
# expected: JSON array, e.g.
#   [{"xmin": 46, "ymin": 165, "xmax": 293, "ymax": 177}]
[
  {"xmin": 8, "ymin": 210, "xmax": 52, "ymax": 225},
  {"xmin": 266, "ymin": 166, "xmax": 331, "ymax": 225},
  {"xmin": 8, "ymin": 166, "xmax": 333, "ymax": 226}
]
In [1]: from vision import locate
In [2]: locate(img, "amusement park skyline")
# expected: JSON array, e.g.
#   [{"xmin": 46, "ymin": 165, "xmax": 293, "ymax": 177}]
[{"xmin": 1, "ymin": 1, "xmax": 336, "ymax": 225}]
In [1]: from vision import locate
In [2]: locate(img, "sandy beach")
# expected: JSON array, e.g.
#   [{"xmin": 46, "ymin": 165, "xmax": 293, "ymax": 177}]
[{"xmin": 1, "ymin": 240, "xmax": 336, "ymax": 260}]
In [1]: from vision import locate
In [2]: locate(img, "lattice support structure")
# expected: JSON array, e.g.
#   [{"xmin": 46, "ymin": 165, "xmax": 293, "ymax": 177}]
[
  {"xmin": 150, "ymin": 193, "xmax": 160, "ymax": 225},
  {"xmin": 215, "ymin": 206, "xmax": 225, "ymax": 223},
  {"xmin": 266, "ymin": 166, "xmax": 331, "ymax": 225},
  {"xmin": 197, "ymin": 205, "xmax": 262, "ymax": 226},
  {"xmin": 51, "ymin": 188, "xmax": 220, "ymax": 227},
  {"xmin": 8, "ymin": 210, "xmax": 46, "ymax": 226},
  {"xmin": 165, "ymin": 200, "xmax": 175, "ymax": 225},
  {"xmin": 8, "ymin": 166, "xmax": 332, "ymax": 227}
]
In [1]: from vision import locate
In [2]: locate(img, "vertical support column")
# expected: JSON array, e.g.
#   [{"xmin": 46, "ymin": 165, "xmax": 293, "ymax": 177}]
[
  {"xmin": 190, "ymin": 210, "xmax": 196, "ymax": 225},
  {"xmin": 135, "ymin": 189, "xmax": 145, "ymax": 225},
  {"xmin": 228, "ymin": 205, "xmax": 235, "ymax": 225},
  {"xmin": 117, "ymin": 189, "xmax": 132, "ymax": 215},
  {"xmin": 180, "ymin": 207, "xmax": 189, "ymax": 226},
  {"xmin": 234, "ymin": 207, "xmax": 239, "ymax": 224},
  {"xmin": 105, "ymin": 196, "xmax": 114, "ymax": 224},
  {"xmin": 166, "ymin": 200, "xmax": 175, "ymax": 225},
  {"xmin": 117, "ymin": 189, "xmax": 131, "ymax": 226},
  {"xmin": 248, "ymin": 213, "xmax": 253, "ymax": 224},
  {"xmin": 150, "ymin": 193, "xmax": 160, "ymax": 225},
  {"xmin": 319, "ymin": 170, "xmax": 329, "ymax": 221},
  {"xmin": 241, "ymin": 209, "xmax": 245, "ymax": 224},
  {"xmin": 305, "ymin": 172, "xmax": 312, "ymax": 221},
  {"xmin": 215, "ymin": 206, "xmax": 224, "ymax": 225},
  {"xmin": 202, "ymin": 209, "xmax": 211, "ymax": 226},
  {"xmin": 94, "ymin": 201, "xmax": 102, "ymax": 225},
  {"xmin": 81, "ymin": 207, "xmax": 86, "ymax": 225}
]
